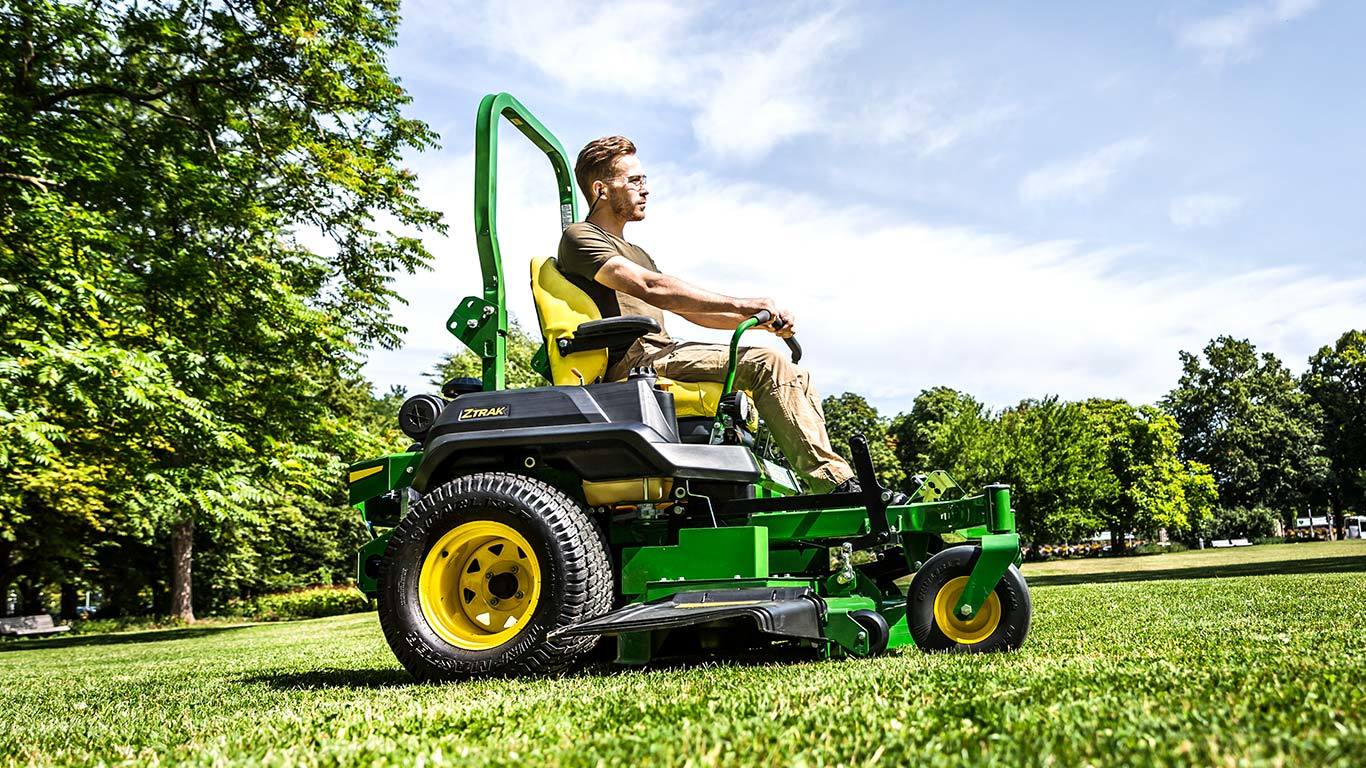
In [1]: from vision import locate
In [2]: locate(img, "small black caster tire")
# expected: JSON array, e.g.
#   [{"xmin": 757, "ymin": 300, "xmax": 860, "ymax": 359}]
[{"xmin": 849, "ymin": 609, "xmax": 890, "ymax": 656}]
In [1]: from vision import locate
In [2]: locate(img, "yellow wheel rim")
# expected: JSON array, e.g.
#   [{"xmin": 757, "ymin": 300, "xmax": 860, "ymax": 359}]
[
  {"xmin": 932, "ymin": 576, "xmax": 1002, "ymax": 645},
  {"xmin": 418, "ymin": 520, "xmax": 542, "ymax": 650}
]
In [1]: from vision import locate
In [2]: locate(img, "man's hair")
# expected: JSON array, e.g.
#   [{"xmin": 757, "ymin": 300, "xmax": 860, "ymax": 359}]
[{"xmin": 575, "ymin": 136, "xmax": 636, "ymax": 200}]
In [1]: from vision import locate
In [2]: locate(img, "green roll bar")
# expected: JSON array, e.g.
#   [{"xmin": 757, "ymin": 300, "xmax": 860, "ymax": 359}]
[{"xmin": 446, "ymin": 93, "xmax": 578, "ymax": 392}]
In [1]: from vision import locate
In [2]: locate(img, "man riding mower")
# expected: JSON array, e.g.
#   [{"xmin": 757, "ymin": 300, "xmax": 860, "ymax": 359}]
[{"xmin": 346, "ymin": 93, "xmax": 1031, "ymax": 681}]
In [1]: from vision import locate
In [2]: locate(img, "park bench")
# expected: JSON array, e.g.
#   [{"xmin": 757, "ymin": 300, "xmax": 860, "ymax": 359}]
[
  {"xmin": 1210, "ymin": 538, "xmax": 1253, "ymax": 548},
  {"xmin": 0, "ymin": 614, "xmax": 71, "ymax": 637}
]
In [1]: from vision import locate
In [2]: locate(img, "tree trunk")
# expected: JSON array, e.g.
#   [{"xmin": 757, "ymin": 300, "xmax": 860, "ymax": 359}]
[
  {"xmin": 59, "ymin": 583, "xmax": 78, "ymax": 621},
  {"xmin": 170, "ymin": 518, "xmax": 195, "ymax": 622},
  {"xmin": 0, "ymin": 540, "xmax": 11, "ymax": 617},
  {"xmin": 1111, "ymin": 528, "xmax": 1127, "ymax": 555},
  {"xmin": 17, "ymin": 580, "xmax": 45, "ymax": 615}
]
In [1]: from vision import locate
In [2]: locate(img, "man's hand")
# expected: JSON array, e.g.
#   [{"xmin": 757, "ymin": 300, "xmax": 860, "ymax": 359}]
[{"xmin": 749, "ymin": 298, "xmax": 796, "ymax": 338}]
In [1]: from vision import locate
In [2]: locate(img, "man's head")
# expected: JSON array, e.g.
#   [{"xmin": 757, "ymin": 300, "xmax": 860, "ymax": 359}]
[{"xmin": 575, "ymin": 136, "xmax": 648, "ymax": 222}]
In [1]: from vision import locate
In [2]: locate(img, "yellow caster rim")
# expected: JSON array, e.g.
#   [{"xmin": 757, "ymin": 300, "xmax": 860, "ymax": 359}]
[
  {"xmin": 932, "ymin": 576, "xmax": 1002, "ymax": 645},
  {"xmin": 418, "ymin": 520, "xmax": 542, "ymax": 650}
]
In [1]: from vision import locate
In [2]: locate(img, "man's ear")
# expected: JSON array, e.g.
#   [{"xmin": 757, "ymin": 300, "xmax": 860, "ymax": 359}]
[{"xmin": 594, "ymin": 180, "xmax": 606, "ymax": 199}]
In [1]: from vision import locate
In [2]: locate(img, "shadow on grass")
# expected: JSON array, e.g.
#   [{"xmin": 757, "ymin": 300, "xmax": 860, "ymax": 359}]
[
  {"xmin": 244, "ymin": 646, "xmax": 822, "ymax": 690},
  {"xmin": 0, "ymin": 624, "xmax": 252, "ymax": 653},
  {"xmin": 1028, "ymin": 554, "xmax": 1366, "ymax": 587},
  {"xmin": 243, "ymin": 668, "xmax": 415, "ymax": 690}
]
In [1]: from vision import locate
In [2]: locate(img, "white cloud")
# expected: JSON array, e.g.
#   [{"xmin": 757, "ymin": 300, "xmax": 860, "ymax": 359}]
[
  {"xmin": 1018, "ymin": 138, "xmax": 1152, "ymax": 205},
  {"xmin": 368, "ymin": 155, "xmax": 1366, "ymax": 414},
  {"xmin": 1177, "ymin": 0, "xmax": 1320, "ymax": 65},
  {"xmin": 1169, "ymin": 193, "xmax": 1244, "ymax": 229},
  {"xmin": 689, "ymin": 11, "xmax": 854, "ymax": 160},
  {"xmin": 403, "ymin": 1, "xmax": 1001, "ymax": 162},
  {"xmin": 858, "ymin": 84, "xmax": 1018, "ymax": 156}
]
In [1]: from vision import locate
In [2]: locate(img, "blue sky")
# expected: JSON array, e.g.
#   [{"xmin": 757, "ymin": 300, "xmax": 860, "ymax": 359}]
[{"xmin": 363, "ymin": 0, "xmax": 1365, "ymax": 415}]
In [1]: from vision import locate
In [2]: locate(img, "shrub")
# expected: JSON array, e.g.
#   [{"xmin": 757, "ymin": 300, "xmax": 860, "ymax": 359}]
[
  {"xmin": 227, "ymin": 586, "xmax": 370, "ymax": 622},
  {"xmin": 1207, "ymin": 506, "xmax": 1279, "ymax": 540}
]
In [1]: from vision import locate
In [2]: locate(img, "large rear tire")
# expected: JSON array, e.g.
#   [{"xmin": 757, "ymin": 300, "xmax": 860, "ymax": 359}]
[
  {"xmin": 377, "ymin": 472, "xmax": 612, "ymax": 680},
  {"xmin": 907, "ymin": 545, "xmax": 1030, "ymax": 653}
]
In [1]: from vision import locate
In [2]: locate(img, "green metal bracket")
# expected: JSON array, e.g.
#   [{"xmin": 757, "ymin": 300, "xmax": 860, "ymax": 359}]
[
  {"xmin": 356, "ymin": 531, "xmax": 393, "ymax": 596},
  {"xmin": 469, "ymin": 92, "xmax": 579, "ymax": 391},
  {"xmin": 530, "ymin": 343, "xmax": 552, "ymax": 383},
  {"xmin": 822, "ymin": 595, "xmax": 878, "ymax": 657},
  {"xmin": 953, "ymin": 533, "xmax": 1020, "ymax": 620},
  {"xmin": 446, "ymin": 296, "xmax": 501, "ymax": 365},
  {"xmin": 347, "ymin": 452, "xmax": 421, "ymax": 506},
  {"xmin": 621, "ymin": 526, "xmax": 770, "ymax": 595},
  {"xmin": 910, "ymin": 470, "xmax": 965, "ymax": 502}
]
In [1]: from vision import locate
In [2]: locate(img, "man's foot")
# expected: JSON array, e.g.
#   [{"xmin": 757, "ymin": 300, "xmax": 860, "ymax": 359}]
[
  {"xmin": 830, "ymin": 478, "xmax": 908, "ymax": 505},
  {"xmin": 831, "ymin": 477, "xmax": 861, "ymax": 495}
]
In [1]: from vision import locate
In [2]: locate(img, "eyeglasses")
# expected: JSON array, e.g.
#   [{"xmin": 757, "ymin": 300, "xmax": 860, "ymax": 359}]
[{"xmin": 608, "ymin": 174, "xmax": 648, "ymax": 189}]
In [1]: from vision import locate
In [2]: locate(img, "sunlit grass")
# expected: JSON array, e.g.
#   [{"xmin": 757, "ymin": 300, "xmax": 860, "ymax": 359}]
[{"xmin": 3, "ymin": 551, "xmax": 1364, "ymax": 767}]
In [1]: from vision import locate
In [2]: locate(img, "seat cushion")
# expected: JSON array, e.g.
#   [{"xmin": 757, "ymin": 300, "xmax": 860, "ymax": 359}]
[
  {"xmin": 659, "ymin": 378, "xmax": 729, "ymax": 419},
  {"xmin": 531, "ymin": 256, "xmax": 608, "ymax": 385}
]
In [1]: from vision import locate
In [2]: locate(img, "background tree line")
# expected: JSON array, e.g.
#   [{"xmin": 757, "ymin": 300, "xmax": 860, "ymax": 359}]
[
  {"xmin": 826, "ymin": 333, "xmax": 1366, "ymax": 549},
  {"xmin": 4, "ymin": 2, "xmax": 1364, "ymax": 622}
]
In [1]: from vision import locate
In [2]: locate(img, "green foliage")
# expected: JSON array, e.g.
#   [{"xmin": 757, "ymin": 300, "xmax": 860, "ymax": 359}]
[
  {"xmin": 1303, "ymin": 330, "xmax": 1366, "ymax": 515},
  {"xmin": 1207, "ymin": 505, "xmax": 1281, "ymax": 540},
  {"xmin": 225, "ymin": 585, "xmax": 369, "ymax": 622},
  {"xmin": 889, "ymin": 387, "xmax": 1004, "ymax": 486},
  {"xmin": 1078, "ymin": 399, "xmax": 1213, "ymax": 545},
  {"xmin": 0, "ymin": 0, "xmax": 437, "ymax": 615},
  {"xmin": 820, "ymin": 392, "xmax": 904, "ymax": 488},
  {"xmin": 1162, "ymin": 336, "xmax": 1329, "ymax": 517},
  {"xmin": 426, "ymin": 318, "xmax": 546, "ymax": 391},
  {"xmin": 995, "ymin": 397, "xmax": 1109, "ymax": 543}
]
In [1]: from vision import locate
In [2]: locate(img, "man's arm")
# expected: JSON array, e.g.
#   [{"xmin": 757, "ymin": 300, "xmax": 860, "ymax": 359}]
[{"xmin": 596, "ymin": 256, "xmax": 794, "ymax": 333}]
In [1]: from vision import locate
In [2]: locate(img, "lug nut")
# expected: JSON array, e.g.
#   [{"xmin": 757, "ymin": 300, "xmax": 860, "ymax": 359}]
[
  {"xmin": 959, "ymin": 605, "xmax": 973, "ymax": 616},
  {"xmin": 510, "ymin": 564, "xmax": 518, "ymax": 573},
  {"xmin": 489, "ymin": 597, "xmax": 499, "ymax": 606},
  {"xmin": 515, "ymin": 591, "xmax": 524, "ymax": 599}
]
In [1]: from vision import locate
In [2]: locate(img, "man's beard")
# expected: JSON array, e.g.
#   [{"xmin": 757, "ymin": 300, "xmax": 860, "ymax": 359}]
[{"xmin": 611, "ymin": 195, "xmax": 644, "ymax": 220}]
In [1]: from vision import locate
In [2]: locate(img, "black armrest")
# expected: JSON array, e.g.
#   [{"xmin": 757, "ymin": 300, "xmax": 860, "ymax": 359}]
[{"xmin": 557, "ymin": 315, "xmax": 660, "ymax": 355}]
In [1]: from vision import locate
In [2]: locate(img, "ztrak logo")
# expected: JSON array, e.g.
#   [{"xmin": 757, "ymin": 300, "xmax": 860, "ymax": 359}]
[{"xmin": 457, "ymin": 405, "xmax": 509, "ymax": 421}]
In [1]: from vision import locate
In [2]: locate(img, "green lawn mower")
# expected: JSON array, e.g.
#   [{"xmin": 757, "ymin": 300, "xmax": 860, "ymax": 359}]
[{"xmin": 347, "ymin": 93, "xmax": 1031, "ymax": 680}]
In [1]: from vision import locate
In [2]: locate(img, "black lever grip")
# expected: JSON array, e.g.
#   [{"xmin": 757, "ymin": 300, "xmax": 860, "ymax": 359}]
[{"xmin": 748, "ymin": 311, "xmax": 802, "ymax": 364}]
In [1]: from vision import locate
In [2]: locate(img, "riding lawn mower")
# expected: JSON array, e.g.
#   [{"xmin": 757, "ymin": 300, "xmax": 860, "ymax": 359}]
[{"xmin": 346, "ymin": 93, "xmax": 1031, "ymax": 680}]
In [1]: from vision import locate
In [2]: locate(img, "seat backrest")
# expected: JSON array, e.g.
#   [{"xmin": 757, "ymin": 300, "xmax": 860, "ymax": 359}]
[{"xmin": 530, "ymin": 256, "xmax": 609, "ymax": 385}]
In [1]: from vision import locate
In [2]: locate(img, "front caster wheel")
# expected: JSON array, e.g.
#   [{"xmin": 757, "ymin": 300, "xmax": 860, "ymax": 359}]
[
  {"xmin": 849, "ymin": 609, "xmax": 890, "ymax": 656},
  {"xmin": 377, "ymin": 472, "xmax": 612, "ymax": 681},
  {"xmin": 907, "ymin": 545, "xmax": 1030, "ymax": 653}
]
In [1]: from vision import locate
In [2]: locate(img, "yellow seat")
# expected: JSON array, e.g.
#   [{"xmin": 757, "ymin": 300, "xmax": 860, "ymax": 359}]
[{"xmin": 530, "ymin": 256, "xmax": 726, "ymax": 418}]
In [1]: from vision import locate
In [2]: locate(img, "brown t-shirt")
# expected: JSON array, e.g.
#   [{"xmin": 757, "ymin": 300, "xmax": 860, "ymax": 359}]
[{"xmin": 557, "ymin": 221, "xmax": 672, "ymax": 349}]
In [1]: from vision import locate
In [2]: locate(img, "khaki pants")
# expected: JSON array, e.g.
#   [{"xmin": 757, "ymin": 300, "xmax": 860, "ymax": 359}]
[{"xmin": 610, "ymin": 341, "xmax": 855, "ymax": 491}]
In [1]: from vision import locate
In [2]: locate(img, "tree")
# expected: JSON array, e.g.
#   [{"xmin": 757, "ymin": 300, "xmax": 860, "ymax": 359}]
[
  {"xmin": 1161, "ymin": 337, "xmax": 1329, "ymax": 523},
  {"xmin": 1302, "ymin": 330, "xmax": 1366, "ymax": 517},
  {"xmin": 889, "ymin": 387, "xmax": 1004, "ymax": 489},
  {"xmin": 1079, "ymin": 399, "xmax": 1214, "ymax": 550},
  {"xmin": 820, "ymin": 392, "xmax": 904, "ymax": 489},
  {"xmin": 2, "ymin": 0, "xmax": 440, "ymax": 619},
  {"xmin": 426, "ymin": 318, "xmax": 546, "ymax": 391},
  {"xmin": 997, "ymin": 398, "xmax": 1109, "ymax": 544}
]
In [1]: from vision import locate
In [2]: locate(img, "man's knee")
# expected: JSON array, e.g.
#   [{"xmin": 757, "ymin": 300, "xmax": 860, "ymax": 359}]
[{"xmin": 738, "ymin": 347, "xmax": 799, "ymax": 389}]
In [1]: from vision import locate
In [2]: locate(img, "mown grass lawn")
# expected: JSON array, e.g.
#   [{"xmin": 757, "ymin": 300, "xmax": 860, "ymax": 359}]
[{"xmin": 4, "ymin": 542, "xmax": 1364, "ymax": 767}]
